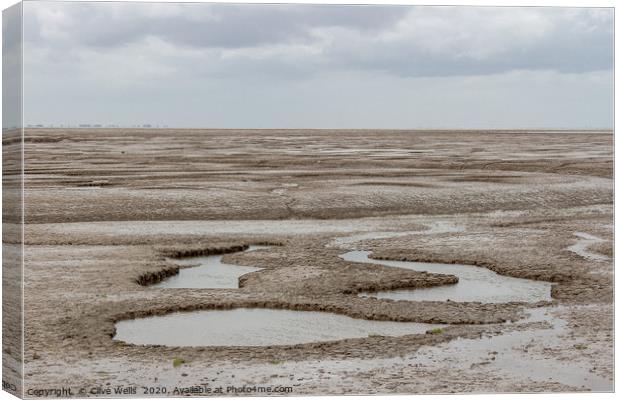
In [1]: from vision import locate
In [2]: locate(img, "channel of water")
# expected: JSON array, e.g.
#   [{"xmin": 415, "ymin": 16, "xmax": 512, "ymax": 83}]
[
  {"xmin": 152, "ymin": 245, "xmax": 270, "ymax": 289},
  {"xmin": 340, "ymin": 250, "xmax": 552, "ymax": 303}
]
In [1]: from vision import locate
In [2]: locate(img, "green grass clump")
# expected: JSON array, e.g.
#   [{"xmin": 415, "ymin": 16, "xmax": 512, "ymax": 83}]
[
  {"xmin": 268, "ymin": 360, "xmax": 281, "ymax": 365},
  {"xmin": 172, "ymin": 358, "xmax": 186, "ymax": 368},
  {"xmin": 426, "ymin": 328, "xmax": 444, "ymax": 335},
  {"xmin": 574, "ymin": 344, "xmax": 588, "ymax": 350}
]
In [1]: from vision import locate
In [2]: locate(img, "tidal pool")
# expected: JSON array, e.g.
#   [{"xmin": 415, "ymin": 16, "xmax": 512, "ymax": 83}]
[
  {"xmin": 153, "ymin": 245, "xmax": 270, "ymax": 289},
  {"xmin": 113, "ymin": 308, "xmax": 442, "ymax": 347},
  {"xmin": 340, "ymin": 250, "xmax": 551, "ymax": 303}
]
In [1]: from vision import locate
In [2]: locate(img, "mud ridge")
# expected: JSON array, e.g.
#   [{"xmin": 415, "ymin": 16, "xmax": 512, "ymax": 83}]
[
  {"xmin": 369, "ymin": 254, "xmax": 565, "ymax": 285},
  {"xmin": 341, "ymin": 274, "xmax": 459, "ymax": 295},
  {"xmin": 157, "ymin": 244, "xmax": 249, "ymax": 258},
  {"xmin": 136, "ymin": 266, "xmax": 180, "ymax": 286}
]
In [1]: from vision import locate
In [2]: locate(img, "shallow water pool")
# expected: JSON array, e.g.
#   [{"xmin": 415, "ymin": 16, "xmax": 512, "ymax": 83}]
[
  {"xmin": 113, "ymin": 308, "xmax": 442, "ymax": 347},
  {"xmin": 340, "ymin": 250, "xmax": 551, "ymax": 303},
  {"xmin": 153, "ymin": 246, "xmax": 270, "ymax": 289}
]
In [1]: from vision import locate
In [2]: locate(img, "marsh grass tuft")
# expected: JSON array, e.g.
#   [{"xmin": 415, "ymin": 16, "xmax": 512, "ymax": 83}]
[
  {"xmin": 426, "ymin": 328, "xmax": 444, "ymax": 335},
  {"xmin": 173, "ymin": 357, "xmax": 186, "ymax": 367}
]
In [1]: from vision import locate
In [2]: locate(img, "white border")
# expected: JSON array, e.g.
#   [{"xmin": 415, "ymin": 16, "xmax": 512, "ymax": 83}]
[{"xmin": 0, "ymin": 1, "xmax": 616, "ymax": 400}]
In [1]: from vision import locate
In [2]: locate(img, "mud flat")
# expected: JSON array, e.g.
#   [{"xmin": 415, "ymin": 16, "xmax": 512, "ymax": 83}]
[{"xmin": 13, "ymin": 129, "xmax": 613, "ymax": 394}]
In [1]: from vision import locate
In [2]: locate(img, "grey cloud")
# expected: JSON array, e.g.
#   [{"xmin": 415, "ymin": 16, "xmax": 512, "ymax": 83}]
[
  {"xmin": 24, "ymin": 3, "xmax": 613, "ymax": 78},
  {"xmin": 317, "ymin": 7, "xmax": 613, "ymax": 76},
  {"xmin": 24, "ymin": 2, "xmax": 404, "ymax": 49},
  {"xmin": 327, "ymin": 36, "xmax": 613, "ymax": 77},
  {"xmin": 19, "ymin": 2, "xmax": 613, "ymax": 129}
]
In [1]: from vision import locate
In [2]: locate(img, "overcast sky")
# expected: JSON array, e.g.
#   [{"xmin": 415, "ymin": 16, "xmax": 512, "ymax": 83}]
[{"xmin": 18, "ymin": 2, "xmax": 614, "ymax": 129}]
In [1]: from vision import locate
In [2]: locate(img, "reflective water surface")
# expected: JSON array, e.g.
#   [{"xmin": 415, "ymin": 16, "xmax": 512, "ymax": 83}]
[
  {"xmin": 340, "ymin": 250, "xmax": 551, "ymax": 303},
  {"xmin": 153, "ymin": 245, "xmax": 270, "ymax": 289},
  {"xmin": 114, "ymin": 308, "xmax": 443, "ymax": 346}
]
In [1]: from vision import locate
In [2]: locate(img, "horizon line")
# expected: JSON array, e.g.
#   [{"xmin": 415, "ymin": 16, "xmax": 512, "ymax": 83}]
[{"xmin": 13, "ymin": 126, "xmax": 614, "ymax": 131}]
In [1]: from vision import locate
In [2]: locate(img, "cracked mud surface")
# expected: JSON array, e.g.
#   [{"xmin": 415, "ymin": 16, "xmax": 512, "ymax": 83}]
[{"xmin": 5, "ymin": 129, "xmax": 613, "ymax": 395}]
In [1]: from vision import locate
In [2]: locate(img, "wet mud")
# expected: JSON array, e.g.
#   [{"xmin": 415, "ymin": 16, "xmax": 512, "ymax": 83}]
[{"xmin": 13, "ymin": 129, "xmax": 613, "ymax": 394}]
